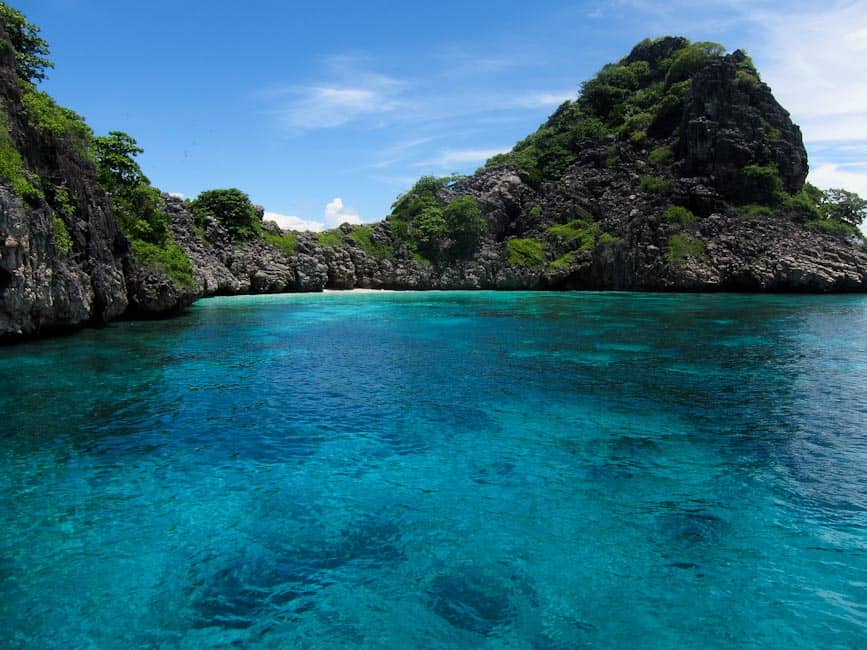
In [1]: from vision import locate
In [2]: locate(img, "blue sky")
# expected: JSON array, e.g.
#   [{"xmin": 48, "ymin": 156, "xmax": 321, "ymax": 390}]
[{"xmin": 15, "ymin": 0, "xmax": 867, "ymax": 231}]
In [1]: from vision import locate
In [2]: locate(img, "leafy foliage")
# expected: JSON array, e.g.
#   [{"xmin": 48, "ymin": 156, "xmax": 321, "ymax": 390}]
[
  {"xmin": 666, "ymin": 233, "xmax": 705, "ymax": 265},
  {"xmin": 485, "ymin": 37, "xmax": 726, "ymax": 186},
  {"xmin": 131, "ymin": 239, "xmax": 195, "ymax": 288},
  {"xmin": 649, "ymin": 146, "xmax": 673, "ymax": 167},
  {"xmin": 52, "ymin": 215, "xmax": 71, "ymax": 255},
  {"xmin": 734, "ymin": 164, "xmax": 785, "ymax": 205},
  {"xmin": 389, "ymin": 176, "xmax": 483, "ymax": 260},
  {"xmin": 21, "ymin": 88, "xmax": 91, "ymax": 152},
  {"xmin": 93, "ymin": 131, "xmax": 169, "ymax": 244},
  {"xmin": 191, "ymin": 188, "xmax": 260, "ymax": 240},
  {"xmin": 507, "ymin": 238, "xmax": 546, "ymax": 268},
  {"xmin": 316, "ymin": 229, "xmax": 345, "ymax": 247},
  {"xmin": 261, "ymin": 228, "xmax": 297, "ymax": 255},
  {"xmin": 819, "ymin": 189, "xmax": 866, "ymax": 226},
  {"xmin": 638, "ymin": 175, "xmax": 673, "ymax": 194},
  {"xmin": 347, "ymin": 225, "xmax": 393, "ymax": 259},
  {"xmin": 0, "ymin": 105, "xmax": 40, "ymax": 200},
  {"xmin": 546, "ymin": 219, "xmax": 599, "ymax": 251},
  {"xmin": 0, "ymin": 2, "xmax": 53, "ymax": 83},
  {"xmin": 663, "ymin": 205, "xmax": 696, "ymax": 225}
]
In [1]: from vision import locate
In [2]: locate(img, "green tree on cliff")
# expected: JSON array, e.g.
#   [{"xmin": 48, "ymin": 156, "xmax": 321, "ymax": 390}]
[{"xmin": 0, "ymin": 2, "xmax": 53, "ymax": 83}]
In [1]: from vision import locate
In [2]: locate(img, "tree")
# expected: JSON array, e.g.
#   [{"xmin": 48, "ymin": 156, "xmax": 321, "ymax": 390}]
[
  {"xmin": 93, "ymin": 131, "xmax": 168, "ymax": 244},
  {"xmin": 0, "ymin": 3, "xmax": 53, "ymax": 83},
  {"xmin": 93, "ymin": 131, "xmax": 148, "ymax": 189},
  {"xmin": 444, "ymin": 195, "xmax": 486, "ymax": 256},
  {"xmin": 191, "ymin": 188, "xmax": 260, "ymax": 240},
  {"xmin": 820, "ymin": 189, "xmax": 867, "ymax": 227}
]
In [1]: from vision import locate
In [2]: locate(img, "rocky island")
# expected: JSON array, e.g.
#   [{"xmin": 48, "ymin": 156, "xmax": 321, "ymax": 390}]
[{"xmin": 1, "ymin": 5, "xmax": 866, "ymax": 341}]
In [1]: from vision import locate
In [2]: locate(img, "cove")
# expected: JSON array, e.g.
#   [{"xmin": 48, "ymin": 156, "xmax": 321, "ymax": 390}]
[{"xmin": 1, "ymin": 291, "xmax": 866, "ymax": 647}]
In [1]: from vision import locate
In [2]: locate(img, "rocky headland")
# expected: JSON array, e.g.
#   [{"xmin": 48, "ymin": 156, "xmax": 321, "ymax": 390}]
[{"xmin": 1, "ymin": 8, "xmax": 865, "ymax": 341}]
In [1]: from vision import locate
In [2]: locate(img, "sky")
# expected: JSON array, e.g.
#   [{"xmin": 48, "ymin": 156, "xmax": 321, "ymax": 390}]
[{"xmin": 14, "ymin": 0, "xmax": 867, "ymax": 232}]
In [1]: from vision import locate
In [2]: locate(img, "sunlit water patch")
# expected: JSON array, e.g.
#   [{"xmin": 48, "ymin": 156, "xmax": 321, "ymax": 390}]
[{"xmin": 1, "ymin": 291, "xmax": 867, "ymax": 647}]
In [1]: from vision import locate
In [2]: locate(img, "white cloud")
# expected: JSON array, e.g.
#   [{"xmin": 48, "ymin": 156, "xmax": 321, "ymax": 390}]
[
  {"xmin": 747, "ymin": 3, "xmax": 867, "ymax": 145},
  {"xmin": 269, "ymin": 72, "xmax": 406, "ymax": 131},
  {"xmin": 169, "ymin": 192, "xmax": 185, "ymax": 199},
  {"xmin": 808, "ymin": 163, "xmax": 867, "ymax": 198},
  {"xmin": 324, "ymin": 198, "xmax": 362, "ymax": 227},
  {"xmin": 263, "ymin": 211, "xmax": 324, "ymax": 232},
  {"xmin": 413, "ymin": 147, "xmax": 511, "ymax": 169}
]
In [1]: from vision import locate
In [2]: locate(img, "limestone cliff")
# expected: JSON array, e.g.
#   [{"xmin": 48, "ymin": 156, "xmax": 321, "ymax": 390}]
[{"xmin": 1, "ymin": 25, "xmax": 866, "ymax": 342}]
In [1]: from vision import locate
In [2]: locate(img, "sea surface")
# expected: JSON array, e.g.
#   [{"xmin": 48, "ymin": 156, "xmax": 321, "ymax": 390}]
[{"xmin": 1, "ymin": 291, "xmax": 866, "ymax": 648}]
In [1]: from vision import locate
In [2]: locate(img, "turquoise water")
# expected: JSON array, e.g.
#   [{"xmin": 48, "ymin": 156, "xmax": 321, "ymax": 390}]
[{"xmin": 1, "ymin": 291, "xmax": 867, "ymax": 648}]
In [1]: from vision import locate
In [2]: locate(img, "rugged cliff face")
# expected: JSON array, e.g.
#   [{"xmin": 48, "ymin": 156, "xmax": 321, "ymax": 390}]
[{"xmin": 1, "ymin": 27, "xmax": 866, "ymax": 342}]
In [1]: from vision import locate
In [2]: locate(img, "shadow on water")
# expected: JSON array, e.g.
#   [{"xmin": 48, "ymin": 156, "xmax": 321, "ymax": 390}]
[
  {"xmin": 426, "ymin": 567, "xmax": 521, "ymax": 636},
  {"xmin": 187, "ymin": 512, "xmax": 407, "ymax": 631}
]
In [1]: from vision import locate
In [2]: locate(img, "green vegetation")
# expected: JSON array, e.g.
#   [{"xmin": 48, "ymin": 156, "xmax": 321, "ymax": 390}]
[
  {"xmin": 93, "ymin": 131, "xmax": 194, "ymax": 286},
  {"xmin": 507, "ymin": 238, "xmax": 546, "ymax": 268},
  {"xmin": 734, "ymin": 164, "xmax": 785, "ymax": 205},
  {"xmin": 347, "ymin": 225, "xmax": 393, "ymax": 259},
  {"xmin": 261, "ymin": 228, "xmax": 297, "ymax": 256},
  {"xmin": 666, "ymin": 233, "xmax": 706, "ymax": 265},
  {"xmin": 551, "ymin": 250, "xmax": 581, "ymax": 271},
  {"xmin": 21, "ymin": 88, "xmax": 91, "ymax": 152},
  {"xmin": 663, "ymin": 204, "xmax": 696, "ymax": 225},
  {"xmin": 0, "ymin": 2, "xmax": 53, "ymax": 83},
  {"xmin": 547, "ymin": 219, "xmax": 599, "ymax": 251},
  {"xmin": 130, "ymin": 240, "xmax": 195, "ymax": 288},
  {"xmin": 316, "ymin": 229, "xmax": 344, "ymax": 247},
  {"xmin": 52, "ymin": 215, "xmax": 71, "ymax": 255},
  {"xmin": 638, "ymin": 175, "xmax": 673, "ymax": 194},
  {"xmin": 598, "ymin": 232, "xmax": 621, "ymax": 245},
  {"xmin": 191, "ymin": 188, "xmax": 260, "ymax": 240},
  {"xmin": 485, "ymin": 37, "xmax": 727, "ymax": 186},
  {"xmin": 818, "ymin": 189, "xmax": 866, "ymax": 227},
  {"xmin": 0, "ymin": 107, "xmax": 40, "ymax": 201},
  {"xmin": 649, "ymin": 146, "xmax": 673, "ymax": 167},
  {"xmin": 389, "ymin": 176, "xmax": 484, "ymax": 260},
  {"xmin": 529, "ymin": 205, "xmax": 542, "ymax": 219},
  {"xmin": 738, "ymin": 204, "xmax": 775, "ymax": 219},
  {"xmin": 93, "ymin": 131, "xmax": 169, "ymax": 244},
  {"xmin": 50, "ymin": 182, "xmax": 75, "ymax": 215}
]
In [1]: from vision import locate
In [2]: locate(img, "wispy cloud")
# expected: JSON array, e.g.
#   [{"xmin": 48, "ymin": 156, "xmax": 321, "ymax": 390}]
[{"xmin": 412, "ymin": 147, "xmax": 511, "ymax": 170}]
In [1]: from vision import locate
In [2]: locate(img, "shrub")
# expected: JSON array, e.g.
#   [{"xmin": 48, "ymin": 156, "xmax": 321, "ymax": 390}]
[
  {"xmin": 130, "ymin": 239, "xmax": 195, "ymax": 287},
  {"xmin": 443, "ymin": 195, "xmax": 486, "ymax": 256},
  {"xmin": 547, "ymin": 219, "xmax": 598, "ymax": 251},
  {"xmin": 316, "ymin": 230, "xmax": 344, "ymax": 247},
  {"xmin": 0, "ymin": 109, "xmax": 41, "ymax": 201},
  {"xmin": 347, "ymin": 225, "xmax": 393, "ymax": 259},
  {"xmin": 191, "ymin": 188, "xmax": 260, "ymax": 240},
  {"xmin": 21, "ymin": 88, "xmax": 91, "ymax": 151},
  {"xmin": 665, "ymin": 41, "xmax": 725, "ymax": 86},
  {"xmin": 261, "ymin": 229, "xmax": 297, "ymax": 256},
  {"xmin": 507, "ymin": 238, "xmax": 546, "ymax": 268},
  {"xmin": 663, "ymin": 204, "xmax": 696, "ymax": 225},
  {"xmin": 638, "ymin": 175, "xmax": 673, "ymax": 194},
  {"xmin": 735, "ymin": 164, "xmax": 785, "ymax": 205},
  {"xmin": 649, "ymin": 146, "xmax": 673, "ymax": 166},
  {"xmin": 598, "ymin": 232, "xmax": 621, "ymax": 245},
  {"xmin": 666, "ymin": 233, "xmax": 706, "ymax": 265},
  {"xmin": 52, "ymin": 215, "xmax": 71, "ymax": 254},
  {"xmin": 551, "ymin": 250, "xmax": 581, "ymax": 271}
]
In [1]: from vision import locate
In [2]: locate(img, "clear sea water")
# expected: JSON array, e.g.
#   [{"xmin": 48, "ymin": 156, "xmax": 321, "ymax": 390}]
[{"xmin": 1, "ymin": 291, "xmax": 867, "ymax": 649}]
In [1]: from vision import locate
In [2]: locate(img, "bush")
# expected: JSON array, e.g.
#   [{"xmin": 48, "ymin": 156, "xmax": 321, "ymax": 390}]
[
  {"xmin": 316, "ymin": 230, "xmax": 344, "ymax": 247},
  {"xmin": 735, "ymin": 164, "xmax": 785, "ymax": 205},
  {"xmin": 507, "ymin": 238, "xmax": 546, "ymax": 267},
  {"xmin": 22, "ymin": 88, "xmax": 91, "ymax": 152},
  {"xmin": 347, "ymin": 225, "xmax": 393, "ymax": 259},
  {"xmin": 666, "ymin": 233, "xmax": 706, "ymax": 265},
  {"xmin": 638, "ymin": 175, "xmax": 673, "ymax": 194},
  {"xmin": 649, "ymin": 146, "xmax": 673, "ymax": 166},
  {"xmin": 131, "ymin": 239, "xmax": 195, "ymax": 287},
  {"xmin": 547, "ymin": 219, "xmax": 598, "ymax": 251},
  {"xmin": 665, "ymin": 41, "xmax": 725, "ymax": 86},
  {"xmin": 261, "ymin": 229, "xmax": 297, "ymax": 256},
  {"xmin": 52, "ymin": 215, "xmax": 71, "ymax": 254},
  {"xmin": 191, "ymin": 188, "xmax": 260, "ymax": 240},
  {"xmin": 663, "ymin": 205, "xmax": 696, "ymax": 225},
  {"xmin": 444, "ymin": 195, "xmax": 486, "ymax": 256},
  {"xmin": 0, "ymin": 108, "xmax": 41, "ymax": 201}
]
